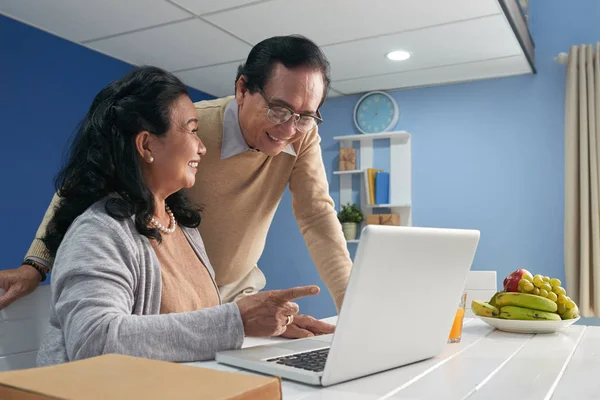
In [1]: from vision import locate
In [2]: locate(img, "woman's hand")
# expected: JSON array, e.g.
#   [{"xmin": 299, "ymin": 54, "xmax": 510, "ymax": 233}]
[
  {"xmin": 236, "ymin": 285, "xmax": 320, "ymax": 337},
  {"xmin": 279, "ymin": 314, "xmax": 335, "ymax": 339}
]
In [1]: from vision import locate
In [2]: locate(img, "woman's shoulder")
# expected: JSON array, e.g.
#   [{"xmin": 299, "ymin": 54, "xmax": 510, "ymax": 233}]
[
  {"xmin": 65, "ymin": 196, "xmax": 138, "ymax": 243},
  {"xmin": 55, "ymin": 196, "xmax": 144, "ymax": 267},
  {"xmin": 53, "ymin": 197, "xmax": 147, "ymax": 285}
]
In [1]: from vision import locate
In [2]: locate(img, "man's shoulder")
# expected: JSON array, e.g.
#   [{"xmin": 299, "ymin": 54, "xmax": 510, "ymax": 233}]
[
  {"xmin": 193, "ymin": 96, "xmax": 232, "ymax": 144},
  {"xmin": 194, "ymin": 96, "xmax": 234, "ymax": 111},
  {"xmin": 292, "ymin": 125, "xmax": 322, "ymax": 156}
]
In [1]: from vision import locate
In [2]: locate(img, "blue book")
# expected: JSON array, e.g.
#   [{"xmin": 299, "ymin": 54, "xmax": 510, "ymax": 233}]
[{"xmin": 375, "ymin": 172, "xmax": 390, "ymax": 205}]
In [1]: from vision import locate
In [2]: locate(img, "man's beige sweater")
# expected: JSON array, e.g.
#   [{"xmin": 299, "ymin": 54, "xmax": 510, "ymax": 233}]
[{"xmin": 26, "ymin": 97, "xmax": 351, "ymax": 309}]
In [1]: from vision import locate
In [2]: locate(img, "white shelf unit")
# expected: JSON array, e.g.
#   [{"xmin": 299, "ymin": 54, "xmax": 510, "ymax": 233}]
[
  {"xmin": 334, "ymin": 131, "xmax": 412, "ymax": 242},
  {"xmin": 333, "ymin": 169, "xmax": 362, "ymax": 175}
]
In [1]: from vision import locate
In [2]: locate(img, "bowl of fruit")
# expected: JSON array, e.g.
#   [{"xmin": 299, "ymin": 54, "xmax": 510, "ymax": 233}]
[{"xmin": 471, "ymin": 269, "xmax": 580, "ymax": 334}]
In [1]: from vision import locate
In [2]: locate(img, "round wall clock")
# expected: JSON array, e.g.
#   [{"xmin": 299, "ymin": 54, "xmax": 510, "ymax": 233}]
[{"xmin": 353, "ymin": 91, "xmax": 399, "ymax": 134}]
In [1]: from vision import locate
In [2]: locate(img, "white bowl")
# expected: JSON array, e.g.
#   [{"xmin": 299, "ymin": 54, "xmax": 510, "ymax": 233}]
[{"xmin": 477, "ymin": 316, "xmax": 581, "ymax": 334}]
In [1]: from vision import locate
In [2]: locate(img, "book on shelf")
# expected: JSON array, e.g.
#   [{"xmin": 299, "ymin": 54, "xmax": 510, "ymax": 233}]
[
  {"xmin": 363, "ymin": 168, "xmax": 390, "ymax": 205},
  {"xmin": 366, "ymin": 168, "xmax": 381, "ymax": 204},
  {"xmin": 362, "ymin": 170, "xmax": 371, "ymax": 204},
  {"xmin": 375, "ymin": 171, "xmax": 390, "ymax": 205}
]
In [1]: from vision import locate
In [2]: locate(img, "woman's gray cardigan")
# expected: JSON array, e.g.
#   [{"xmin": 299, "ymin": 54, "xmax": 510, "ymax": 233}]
[{"xmin": 37, "ymin": 198, "xmax": 244, "ymax": 366}]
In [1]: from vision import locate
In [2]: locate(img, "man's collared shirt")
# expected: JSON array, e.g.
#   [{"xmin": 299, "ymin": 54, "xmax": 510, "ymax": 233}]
[{"xmin": 220, "ymin": 99, "xmax": 296, "ymax": 159}]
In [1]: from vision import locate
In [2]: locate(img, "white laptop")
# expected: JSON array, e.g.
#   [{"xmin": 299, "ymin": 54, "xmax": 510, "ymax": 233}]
[{"xmin": 216, "ymin": 224, "xmax": 480, "ymax": 387}]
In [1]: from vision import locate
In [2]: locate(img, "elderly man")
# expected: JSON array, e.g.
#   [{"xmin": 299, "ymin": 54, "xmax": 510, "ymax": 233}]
[{"xmin": 0, "ymin": 35, "xmax": 352, "ymax": 338}]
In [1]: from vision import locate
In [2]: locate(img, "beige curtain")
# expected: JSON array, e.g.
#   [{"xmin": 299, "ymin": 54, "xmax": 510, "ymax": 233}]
[{"xmin": 564, "ymin": 43, "xmax": 600, "ymax": 317}]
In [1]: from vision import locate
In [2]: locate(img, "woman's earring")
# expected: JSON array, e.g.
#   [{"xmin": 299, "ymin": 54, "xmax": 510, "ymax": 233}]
[{"xmin": 148, "ymin": 156, "xmax": 154, "ymax": 163}]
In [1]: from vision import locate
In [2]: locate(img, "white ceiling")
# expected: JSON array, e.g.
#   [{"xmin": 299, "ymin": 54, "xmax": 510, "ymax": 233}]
[{"xmin": 1, "ymin": 0, "xmax": 533, "ymax": 98}]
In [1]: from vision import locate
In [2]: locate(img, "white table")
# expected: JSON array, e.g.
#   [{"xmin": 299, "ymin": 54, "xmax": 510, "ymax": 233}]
[{"xmin": 187, "ymin": 317, "xmax": 599, "ymax": 399}]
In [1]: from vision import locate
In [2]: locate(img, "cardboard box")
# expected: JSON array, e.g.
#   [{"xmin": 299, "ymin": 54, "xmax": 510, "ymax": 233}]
[
  {"xmin": 366, "ymin": 214, "xmax": 380, "ymax": 225},
  {"xmin": 379, "ymin": 214, "xmax": 400, "ymax": 226},
  {"xmin": 0, "ymin": 354, "xmax": 281, "ymax": 400},
  {"xmin": 338, "ymin": 148, "xmax": 356, "ymax": 171},
  {"xmin": 366, "ymin": 214, "xmax": 401, "ymax": 226}
]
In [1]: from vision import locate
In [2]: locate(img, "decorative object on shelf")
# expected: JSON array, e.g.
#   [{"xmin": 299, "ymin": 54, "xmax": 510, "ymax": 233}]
[
  {"xmin": 353, "ymin": 91, "xmax": 399, "ymax": 134},
  {"xmin": 366, "ymin": 214, "xmax": 380, "ymax": 225},
  {"xmin": 366, "ymin": 213, "xmax": 400, "ymax": 226},
  {"xmin": 337, "ymin": 203, "xmax": 364, "ymax": 241},
  {"xmin": 379, "ymin": 213, "xmax": 400, "ymax": 226},
  {"xmin": 338, "ymin": 148, "xmax": 356, "ymax": 171}
]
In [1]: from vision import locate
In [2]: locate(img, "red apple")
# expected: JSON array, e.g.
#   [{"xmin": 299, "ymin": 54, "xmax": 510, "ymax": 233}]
[{"xmin": 503, "ymin": 269, "xmax": 534, "ymax": 292}]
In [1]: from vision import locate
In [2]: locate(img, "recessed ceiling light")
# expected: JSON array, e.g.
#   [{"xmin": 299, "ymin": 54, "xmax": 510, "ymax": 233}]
[{"xmin": 386, "ymin": 50, "xmax": 411, "ymax": 61}]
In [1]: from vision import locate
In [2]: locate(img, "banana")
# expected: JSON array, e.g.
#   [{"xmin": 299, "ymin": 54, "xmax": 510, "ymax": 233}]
[
  {"xmin": 499, "ymin": 305, "xmax": 561, "ymax": 321},
  {"xmin": 489, "ymin": 292, "xmax": 500, "ymax": 308},
  {"xmin": 471, "ymin": 300, "xmax": 499, "ymax": 317},
  {"xmin": 560, "ymin": 304, "xmax": 579, "ymax": 320},
  {"xmin": 495, "ymin": 292, "xmax": 558, "ymax": 313}
]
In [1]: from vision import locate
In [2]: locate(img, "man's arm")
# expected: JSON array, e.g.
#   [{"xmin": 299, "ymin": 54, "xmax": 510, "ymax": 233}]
[
  {"xmin": 24, "ymin": 192, "xmax": 60, "ymax": 268},
  {"xmin": 0, "ymin": 193, "xmax": 59, "ymax": 309},
  {"xmin": 288, "ymin": 128, "xmax": 352, "ymax": 312}
]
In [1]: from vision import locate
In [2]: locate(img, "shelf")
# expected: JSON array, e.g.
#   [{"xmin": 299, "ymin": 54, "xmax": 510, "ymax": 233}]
[
  {"xmin": 333, "ymin": 169, "xmax": 362, "ymax": 175},
  {"xmin": 335, "ymin": 128, "xmax": 412, "ymax": 227},
  {"xmin": 366, "ymin": 204, "xmax": 411, "ymax": 208},
  {"xmin": 333, "ymin": 131, "xmax": 410, "ymax": 143}
]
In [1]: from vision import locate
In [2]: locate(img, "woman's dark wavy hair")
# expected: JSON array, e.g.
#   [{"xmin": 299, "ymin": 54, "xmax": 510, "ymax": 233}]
[{"xmin": 43, "ymin": 65, "xmax": 201, "ymax": 257}]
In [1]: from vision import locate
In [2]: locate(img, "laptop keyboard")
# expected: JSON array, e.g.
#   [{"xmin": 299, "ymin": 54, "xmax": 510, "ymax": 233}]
[{"xmin": 266, "ymin": 348, "xmax": 330, "ymax": 372}]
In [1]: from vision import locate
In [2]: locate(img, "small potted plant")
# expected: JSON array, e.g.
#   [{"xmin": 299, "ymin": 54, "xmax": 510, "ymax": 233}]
[{"xmin": 337, "ymin": 203, "xmax": 364, "ymax": 241}]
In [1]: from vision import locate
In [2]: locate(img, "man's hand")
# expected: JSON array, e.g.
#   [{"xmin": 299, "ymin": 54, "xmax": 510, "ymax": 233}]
[
  {"xmin": 280, "ymin": 314, "xmax": 336, "ymax": 339},
  {"xmin": 0, "ymin": 265, "xmax": 41, "ymax": 310},
  {"xmin": 236, "ymin": 285, "xmax": 320, "ymax": 337}
]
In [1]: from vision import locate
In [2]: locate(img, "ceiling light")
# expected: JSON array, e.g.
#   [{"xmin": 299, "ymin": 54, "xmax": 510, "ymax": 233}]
[{"xmin": 386, "ymin": 50, "xmax": 411, "ymax": 61}]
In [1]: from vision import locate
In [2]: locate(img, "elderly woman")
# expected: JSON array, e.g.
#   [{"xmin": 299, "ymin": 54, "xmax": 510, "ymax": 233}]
[{"xmin": 37, "ymin": 66, "xmax": 321, "ymax": 366}]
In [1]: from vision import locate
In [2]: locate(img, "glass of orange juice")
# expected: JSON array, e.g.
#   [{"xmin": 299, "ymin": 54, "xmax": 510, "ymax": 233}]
[{"xmin": 448, "ymin": 292, "xmax": 467, "ymax": 343}]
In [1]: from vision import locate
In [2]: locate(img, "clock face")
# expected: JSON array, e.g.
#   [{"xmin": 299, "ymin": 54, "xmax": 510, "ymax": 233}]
[{"xmin": 354, "ymin": 91, "xmax": 398, "ymax": 134}]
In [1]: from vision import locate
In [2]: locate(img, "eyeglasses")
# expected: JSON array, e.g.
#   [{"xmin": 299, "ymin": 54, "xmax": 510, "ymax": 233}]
[{"xmin": 257, "ymin": 89, "xmax": 323, "ymax": 133}]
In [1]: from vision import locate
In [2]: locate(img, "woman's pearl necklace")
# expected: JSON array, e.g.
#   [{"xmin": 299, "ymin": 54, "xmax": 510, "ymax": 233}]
[{"xmin": 150, "ymin": 205, "xmax": 177, "ymax": 234}]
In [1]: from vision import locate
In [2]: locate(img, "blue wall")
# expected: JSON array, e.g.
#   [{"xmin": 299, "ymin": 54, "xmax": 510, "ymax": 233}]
[
  {"xmin": 260, "ymin": 0, "xmax": 600, "ymax": 319},
  {"xmin": 3, "ymin": 1, "xmax": 599, "ymax": 320},
  {"xmin": 0, "ymin": 15, "xmax": 214, "ymax": 276}
]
